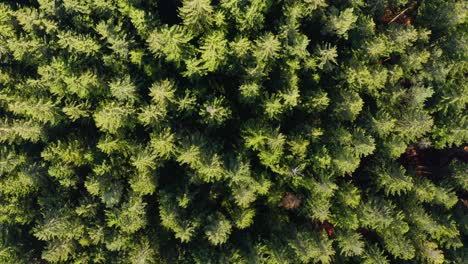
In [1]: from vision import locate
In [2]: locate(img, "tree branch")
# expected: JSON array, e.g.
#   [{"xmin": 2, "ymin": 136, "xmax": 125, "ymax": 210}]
[{"xmin": 388, "ymin": 7, "xmax": 411, "ymax": 24}]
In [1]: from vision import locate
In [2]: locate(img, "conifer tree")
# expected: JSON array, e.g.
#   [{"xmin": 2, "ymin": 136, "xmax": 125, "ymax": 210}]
[{"xmin": 0, "ymin": 0, "xmax": 466, "ymax": 263}]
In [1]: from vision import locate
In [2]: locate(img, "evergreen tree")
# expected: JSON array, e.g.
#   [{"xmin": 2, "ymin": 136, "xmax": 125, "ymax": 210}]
[{"xmin": 0, "ymin": 0, "xmax": 466, "ymax": 263}]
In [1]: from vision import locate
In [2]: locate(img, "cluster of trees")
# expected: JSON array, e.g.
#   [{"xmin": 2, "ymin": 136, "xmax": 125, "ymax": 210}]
[{"xmin": 0, "ymin": 0, "xmax": 466, "ymax": 263}]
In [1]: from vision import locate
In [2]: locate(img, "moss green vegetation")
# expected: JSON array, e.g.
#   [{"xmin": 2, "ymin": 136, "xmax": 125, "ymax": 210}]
[{"xmin": 0, "ymin": 0, "xmax": 467, "ymax": 263}]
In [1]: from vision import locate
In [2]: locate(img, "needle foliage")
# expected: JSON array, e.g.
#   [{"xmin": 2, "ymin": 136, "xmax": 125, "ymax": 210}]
[{"xmin": 0, "ymin": 0, "xmax": 466, "ymax": 263}]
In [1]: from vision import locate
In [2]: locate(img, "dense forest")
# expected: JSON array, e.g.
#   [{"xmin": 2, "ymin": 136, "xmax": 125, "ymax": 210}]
[{"xmin": 0, "ymin": 0, "xmax": 467, "ymax": 263}]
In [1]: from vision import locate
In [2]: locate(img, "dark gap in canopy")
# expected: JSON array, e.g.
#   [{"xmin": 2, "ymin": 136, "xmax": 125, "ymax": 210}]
[{"xmin": 157, "ymin": 0, "xmax": 182, "ymax": 25}]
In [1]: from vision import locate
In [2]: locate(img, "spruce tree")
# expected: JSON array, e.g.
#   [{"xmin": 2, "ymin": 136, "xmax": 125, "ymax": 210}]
[{"xmin": 0, "ymin": 0, "xmax": 466, "ymax": 263}]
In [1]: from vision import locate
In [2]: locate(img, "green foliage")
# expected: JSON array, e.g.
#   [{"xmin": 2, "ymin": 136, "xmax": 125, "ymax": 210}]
[
  {"xmin": 449, "ymin": 159, "xmax": 468, "ymax": 190},
  {"xmin": 179, "ymin": 0, "xmax": 214, "ymax": 34},
  {"xmin": 199, "ymin": 97, "xmax": 232, "ymax": 126},
  {"xmin": 147, "ymin": 25, "xmax": 193, "ymax": 65},
  {"xmin": 57, "ymin": 31, "xmax": 100, "ymax": 56},
  {"xmin": 189, "ymin": 31, "xmax": 228, "ymax": 75},
  {"xmin": 204, "ymin": 213, "xmax": 232, "ymax": 246},
  {"xmin": 372, "ymin": 160, "xmax": 413, "ymax": 195},
  {"xmin": 323, "ymin": 8, "xmax": 358, "ymax": 38},
  {"xmin": 288, "ymin": 230, "xmax": 334, "ymax": 263},
  {"xmin": 106, "ymin": 194, "xmax": 147, "ymax": 234},
  {"xmin": 0, "ymin": 119, "xmax": 43, "ymax": 143},
  {"xmin": 7, "ymin": 99, "xmax": 61, "ymax": 125},
  {"xmin": 110, "ymin": 76, "xmax": 138, "ymax": 102},
  {"xmin": 94, "ymin": 103, "xmax": 134, "ymax": 134},
  {"xmin": 362, "ymin": 244, "xmax": 390, "ymax": 264},
  {"xmin": 0, "ymin": 0, "xmax": 466, "ymax": 263},
  {"xmin": 336, "ymin": 230, "xmax": 365, "ymax": 256}
]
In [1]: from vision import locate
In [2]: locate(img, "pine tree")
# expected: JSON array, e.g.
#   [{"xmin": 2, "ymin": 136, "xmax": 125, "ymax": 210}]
[
  {"xmin": 179, "ymin": 0, "xmax": 214, "ymax": 34},
  {"xmin": 147, "ymin": 25, "xmax": 194, "ymax": 65},
  {"xmin": 0, "ymin": 0, "xmax": 466, "ymax": 263},
  {"xmin": 204, "ymin": 213, "xmax": 232, "ymax": 246}
]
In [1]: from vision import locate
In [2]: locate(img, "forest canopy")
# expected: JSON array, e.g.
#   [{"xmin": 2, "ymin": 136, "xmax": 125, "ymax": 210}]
[{"xmin": 0, "ymin": 0, "xmax": 467, "ymax": 263}]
